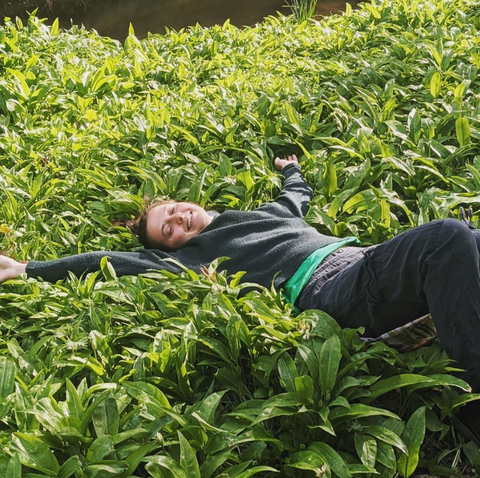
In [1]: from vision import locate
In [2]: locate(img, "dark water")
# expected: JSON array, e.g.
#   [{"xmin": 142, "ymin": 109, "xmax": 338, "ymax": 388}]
[
  {"xmin": 85, "ymin": 0, "xmax": 288, "ymax": 39},
  {"xmin": 0, "ymin": 0, "xmax": 358, "ymax": 40}
]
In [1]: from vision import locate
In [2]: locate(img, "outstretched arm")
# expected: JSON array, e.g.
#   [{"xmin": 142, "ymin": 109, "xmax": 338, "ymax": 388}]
[
  {"xmin": 26, "ymin": 250, "xmax": 184, "ymax": 283},
  {"xmin": 0, "ymin": 256, "xmax": 27, "ymax": 283},
  {"xmin": 0, "ymin": 249, "xmax": 184, "ymax": 284},
  {"xmin": 272, "ymin": 154, "xmax": 313, "ymax": 218}
]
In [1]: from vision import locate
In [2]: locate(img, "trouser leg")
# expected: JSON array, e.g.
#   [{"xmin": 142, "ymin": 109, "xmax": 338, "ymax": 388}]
[
  {"xmin": 298, "ymin": 219, "xmax": 480, "ymax": 391},
  {"xmin": 472, "ymin": 229, "xmax": 480, "ymax": 254}
]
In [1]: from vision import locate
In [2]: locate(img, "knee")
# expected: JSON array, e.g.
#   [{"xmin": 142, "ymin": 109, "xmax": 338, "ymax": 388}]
[
  {"xmin": 439, "ymin": 218, "xmax": 473, "ymax": 243},
  {"xmin": 435, "ymin": 218, "xmax": 477, "ymax": 258}
]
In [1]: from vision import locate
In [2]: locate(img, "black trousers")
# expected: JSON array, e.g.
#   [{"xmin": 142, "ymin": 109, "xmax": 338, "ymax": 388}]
[{"xmin": 298, "ymin": 219, "xmax": 480, "ymax": 391}]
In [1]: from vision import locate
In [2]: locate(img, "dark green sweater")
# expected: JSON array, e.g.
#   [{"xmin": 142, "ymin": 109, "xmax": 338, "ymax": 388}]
[{"xmin": 27, "ymin": 164, "xmax": 346, "ymax": 289}]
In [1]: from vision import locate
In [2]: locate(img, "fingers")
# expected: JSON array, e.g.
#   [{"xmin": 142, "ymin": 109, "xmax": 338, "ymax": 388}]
[
  {"xmin": 276, "ymin": 154, "xmax": 298, "ymax": 163},
  {"xmin": 274, "ymin": 154, "xmax": 299, "ymax": 171}
]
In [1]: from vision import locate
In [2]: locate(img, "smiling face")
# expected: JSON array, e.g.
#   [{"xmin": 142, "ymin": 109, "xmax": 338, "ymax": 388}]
[{"xmin": 145, "ymin": 201, "xmax": 213, "ymax": 251}]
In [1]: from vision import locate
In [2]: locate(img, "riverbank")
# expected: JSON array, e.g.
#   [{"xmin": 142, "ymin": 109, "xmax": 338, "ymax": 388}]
[{"xmin": 1, "ymin": 0, "xmax": 358, "ymax": 40}]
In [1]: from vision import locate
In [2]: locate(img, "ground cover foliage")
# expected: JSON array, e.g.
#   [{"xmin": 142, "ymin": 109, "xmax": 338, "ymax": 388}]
[{"xmin": 1, "ymin": 0, "xmax": 480, "ymax": 476}]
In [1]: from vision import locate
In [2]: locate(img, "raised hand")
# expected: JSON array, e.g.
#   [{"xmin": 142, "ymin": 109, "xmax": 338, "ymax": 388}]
[{"xmin": 274, "ymin": 154, "xmax": 299, "ymax": 171}]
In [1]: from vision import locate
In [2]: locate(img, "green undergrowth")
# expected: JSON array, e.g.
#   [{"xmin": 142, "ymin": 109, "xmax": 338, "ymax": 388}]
[{"xmin": 1, "ymin": 0, "xmax": 480, "ymax": 475}]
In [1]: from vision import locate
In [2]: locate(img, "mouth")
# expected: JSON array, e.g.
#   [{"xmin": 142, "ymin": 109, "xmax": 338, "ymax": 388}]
[{"xmin": 187, "ymin": 211, "xmax": 192, "ymax": 231}]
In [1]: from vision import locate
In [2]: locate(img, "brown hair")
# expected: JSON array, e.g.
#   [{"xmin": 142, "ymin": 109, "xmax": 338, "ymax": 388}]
[{"xmin": 123, "ymin": 199, "xmax": 176, "ymax": 250}]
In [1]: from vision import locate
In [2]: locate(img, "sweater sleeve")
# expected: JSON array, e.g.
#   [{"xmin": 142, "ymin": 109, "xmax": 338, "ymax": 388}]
[
  {"xmin": 273, "ymin": 163, "xmax": 313, "ymax": 218},
  {"xmin": 26, "ymin": 249, "xmax": 184, "ymax": 282}
]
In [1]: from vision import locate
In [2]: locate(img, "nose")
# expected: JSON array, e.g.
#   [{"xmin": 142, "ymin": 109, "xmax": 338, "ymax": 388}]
[{"xmin": 170, "ymin": 212, "xmax": 184, "ymax": 225}]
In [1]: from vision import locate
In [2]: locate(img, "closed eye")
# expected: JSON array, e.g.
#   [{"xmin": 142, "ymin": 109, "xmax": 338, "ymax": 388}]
[
  {"xmin": 162, "ymin": 222, "xmax": 173, "ymax": 239},
  {"xmin": 162, "ymin": 223, "xmax": 173, "ymax": 238}
]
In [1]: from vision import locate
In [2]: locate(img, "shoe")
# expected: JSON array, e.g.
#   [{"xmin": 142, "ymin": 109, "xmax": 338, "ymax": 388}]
[{"xmin": 452, "ymin": 401, "xmax": 480, "ymax": 445}]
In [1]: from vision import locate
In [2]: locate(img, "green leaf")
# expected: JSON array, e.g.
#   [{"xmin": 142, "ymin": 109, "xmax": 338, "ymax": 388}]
[
  {"xmin": 100, "ymin": 256, "xmax": 118, "ymax": 281},
  {"xmin": 178, "ymin": 431, "xmax": 201, "ymax": 478},
  {"xmin": 188, "ymin": 168, "xmax": 208, "ymax": 203},
  {"xmin": 195, "ymin": 391, "xmax": 227, "ymax": 424},
  {"xmin": 225, "ymin": 314, "xmax": 242, "ymax": 360},
  {"xmin": 426, "ymin": 373, "xmax": 471, "ymax": 392},
  {"xmin": 330, "ymin": 404, "xmax": 400, "ymax": 424},
  {"xmin": 7, "ymin": 68, "xmax": 30, "ymax": 98},
  {"xmin": 0, "ymin": 358, "xmax": 15, "ymax": 398},
  {"xmin": 65, "ymin": 378, "xmax": 84, "ymax": 420},
  {"xmin": 354, "ymin": 433, "xmax": 377, "ymax": 468},
  {"xmin": 363, "ymin": 425, "xmax": 408, "ymax": 454},
  {"xmin": 92, "ymin": 396, "xmax": 120, "ymax": 437},
  {"xmin": 343, "ymin": 191, "xmax": 368, "ymax": 214},
  {"xmin": 287, "ymin": 450, "xmax": 327, "ymax": 473},
  {"xmin": 365, "ymin": 374, "xmax": 436, "ymax": 401},
  {"xmin": 216, "ymin": 369, "xmax": 251, "ymax": 397},
  {"xmin": 125, "ymin": 442, "xmax": 158, "ymax": 476},
  {"xmin": 200, "ymin": 450, "xmax": 231, "ymax": 478},
  {"xmin": 445, "ymin": 392, "xmax": 480, "ymax": 414},
  {"xmin": 58, "ymin": 456, "xmax": 82, "ymax": 478},
  {"xmin": 430, "ymin": 71, "xmax": 441, "ymax": 97},
  {"xmin": 309, "ymin": 442, "xmax": 351, "ymax": 478},
  {"xmin": 5, "ymin": 454, "xmax": 22, "ymax": 478},
  {"xmin": 234, "ymin": 466, "xmax": 280, "ymax": 478},
  {"xmin": 50, "ymin": 18, "xmax": 59, "ymax": 36},
  {"xmin": 83, "ymin": 462, "xmax": 128, "ymax": 476},
  {"xmin": 277, "ymin": 352, "xmax": 298, "ymax": 392},
  {"xmin": 323, "ymin": 159, "xmax": 337, "ymax": 197},
  {"xmin": 145, "ymin": 455, "xmax": 187, "ymax": 478},
  {"xmin": 10, "ymin": 433, "xmax": 60, "ymax": 476},
  {"xmin": 454, "ymin": 80, "xmax": 467, "ymax": 100},
  {"xmin": 294, "ymin": 375, "xmax": 315, "ymax": 402},
  {"xmin": 319, "ymin": 334, "xmax": 341, "ymax": 402},
  {"xmin": 80, "ymin": 391, "xmax": 112, "ymax": 437},
  {"xmin": 397, "ymin": 407, "xmax": 426, "ymax": 477},
  {"xmin": 407, "ymin": 108, "xmax": 421, "ymax": 143},
  {"xmin": 122, "ymin": 381, "xmax": 171, "ymax": 409},
  {"xmin": 297, "ymin": 344, "xmax": 319, "ymax": 382},
  {"xmin": 86, "ymin": 436, "xmax": 114, "ymax": 462},
  {"xmin": 376, "ymin": 442, "xmax": 397, "ymax": 471},
  {"xmin": 220, "ymin": 461, "xmax": 251, "ymax": 477},
  {"xmin": 456, "ymin": 117, "xmax": 471, "ymax": 147}
]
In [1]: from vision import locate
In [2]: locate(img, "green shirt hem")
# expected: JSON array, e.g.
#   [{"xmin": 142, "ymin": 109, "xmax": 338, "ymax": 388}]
[{"xmin": 283, "ymin": 236, "xmax": 361, "ymax": 306}]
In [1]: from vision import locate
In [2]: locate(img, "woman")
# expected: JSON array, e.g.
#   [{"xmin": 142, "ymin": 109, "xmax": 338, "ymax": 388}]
[
  {"xmin": 1, "ymin": 155, "xmax": 480, "ymax": 435},
  {"xmin": 0, "ymin": 155, "xmax": 357, "ymax": 298}
]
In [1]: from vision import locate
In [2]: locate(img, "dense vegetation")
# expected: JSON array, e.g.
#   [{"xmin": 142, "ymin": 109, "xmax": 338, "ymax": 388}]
[{"xmin": 1, "ymin": 0, "xmax": 480, "ymax": 475}]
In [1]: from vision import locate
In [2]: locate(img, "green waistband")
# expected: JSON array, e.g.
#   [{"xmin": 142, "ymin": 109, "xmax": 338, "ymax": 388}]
[{"xmin": 282, "ymin": 237, "xmax": 360, "ymax": 306}]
